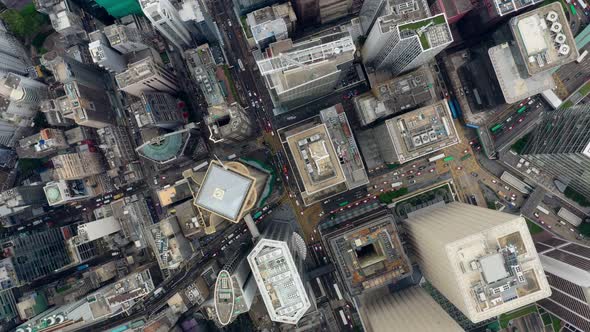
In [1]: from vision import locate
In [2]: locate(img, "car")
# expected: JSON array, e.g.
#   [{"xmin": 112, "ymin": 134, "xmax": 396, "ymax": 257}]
[
  {"xmin": 540, "ymin": 220, "xmax": 545, "ymax": 224},
  {"xmin": 511, "ymin": 193, "xmax": 517, "ymax": 198},
  {"xmin": 95, "ymin": 198, "xmax": 102, "ymax": 203},
  {"xmin": 409, "ymin": 179, "xmax": 416, "ymax": 184},
  {"xmin": 429, "ymin": 168, "xmax": 435, "ymax": 173},
  {"xmin": 471, "ymin": 172, "xmax": 478, "ymax": 177},
  {"xmin": 248, "ymin": 91, "xmax": 252, "ymax": 97},
  {"xmin": 508, "ymin": 125, "xmax": 514, "ymax": 131},
  {"xmin": 570, "ymin": 228, "xmax": 576, "ymax": 232},
  {"xmin": 412, "ymin": 164, "xmax": 417, "ymax": 168},
  {"xmin": 153, "ymin": 179, "xmax": 158, "ymax": 185},
  {"xmin": 518, "ymin": 117, "xmax": 525, "ymax": 123},
  {"xmin": 418, "ymin": 166, "xmax": 426, "ymax": 170},
  {"xmin": 534, "ymin": 212, "xmax": 540, "ymax": 218},
  {"xmin": 504, "ymin": 186, "xmax": 510, "ymax": 191},
  {"xmin": 463, "ymin": 149, "xmax": 469, "ymax": 154},
  {"xmin": 393, "ymin": 172, "xmax": 399, "ymax": 176},
  {"xmin": 383, "ymin": 181, "xmax": 388, "ymax": 185},
  {"xmin": 536, "ymin": 104, "xmax": 541, "ymax": 109},
  {"xmin": 126, "ymin": 187, "xmax": 133, "ymax": 191},
  {"xmin": 492, "ymin": 179, "xmax": 498, "ymax": 184},
  {"xmin": 528, "ymin": 100, "xmax": 534, "ymax": 105},
  {"xmin": 456, "ymin": 166, "xmax": 463, "ymax": 170},
  {"xmin": 408, "ymin": 170, "xmax": 414, "ymax": 174},
  {"xmin": 161, "ymin": 176, "xmax": 166, "ymax": 180},
  {"xmin": 408, "ymin": 175, "xmax": 414, "ymax": 179},
  {"xmin": 416, "ymin": 172, "xmax": 422, "ymax": 176}
]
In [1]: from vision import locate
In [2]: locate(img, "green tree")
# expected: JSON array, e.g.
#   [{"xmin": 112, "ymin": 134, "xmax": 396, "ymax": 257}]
[
  {"xmin": 0, "ymin": 4, "xmax": 47, "ymax": 40},
  {"xmin": 579, "ymin": 222, "xmax": 590, "ymax": 237}
]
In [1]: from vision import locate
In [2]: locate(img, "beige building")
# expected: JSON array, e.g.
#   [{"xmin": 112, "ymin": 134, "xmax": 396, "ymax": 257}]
[
  {"xmin": 358, "ymin": 287, "xmax": 463, "ymax": 332},
  {"xmin": 404, "ymin": 202, "xmax": 551, "ymax": 323},
  {"xmin": 51, "ymin": 151, "xmax": 105, "ymax": 180}
]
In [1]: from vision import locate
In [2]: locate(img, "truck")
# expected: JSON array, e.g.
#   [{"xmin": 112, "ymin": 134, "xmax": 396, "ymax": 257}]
[
  {"xmin": 536, "ymin": 205, "xmax": 550, "ymax": 215},
  {"xmin": 390, "ymin": 182, "xmax": 403, "ymax": 188},
  {"xmin": 154, "ymin": 287, "xmax": 165, "ymax": 297},
  {"xmin": 541, "ymin": 90, "xmax": 563, "ymax": 109},
  {"xmin": 428, "ymin": 153, "xmax": 445, "ymax": 162},
  {"xmin": 577, "ymin": 50, "xmax": 588, "ymax": 63},
  {"xmin": 557, "ymin": 207, "xmax": 583, "ymax": 226},
  {"xmin": 77, "ymin": 264, "xmax": 89, "ymax": 271},
  {"xmin": 578, "ymin": 0, "xmax": 587, "ymax": 9}
]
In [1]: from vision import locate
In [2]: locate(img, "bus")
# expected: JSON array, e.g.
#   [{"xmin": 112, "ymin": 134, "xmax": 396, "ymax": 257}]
[
  {"xmin": 517, "ymin": 106, "xmax": 526, "ymax": 114},
  {"xmin": 448, "ymin": 99, "xmax": 458, "ymax": 119},
  {"xmin": 536, "ymin": 205, "xmax": 550, "ymax": 215},
  {"xmin": 461, "ymin": 153, "xmax": 472, "ymax": 161},
  {"xmin": 338, "ymin": 201, "xmax": 349, "ymax": 207},
  {"xmin": 443, "ymin": 156, "xmax": 454, "ymax": 162},
  {"xmin": 333, "ymin": 283, "xmax": 343, "ymax": 300},
  {"xmin": 339, "ymin": 310, "xmax": 348, "ymax": 326},
  {"xmin": 577, "ymin": 0, "xmax": 587, "ymax": 9},
  {"xmin": 238, "ymin": 59, "xmax": 245, "ymax": 71},
  {"xmin": 428, "ymin": 153, "xmax": 446, "ymax": 162},
  {"xmin": 571, "ymin": 3, "xmax": 578, "ymax": 15},
  {"xmin": 490, "ymin": 123, "xmax": 503, "ymax": 132},
  {"xmin": 253, "ymin": 211, "xmax": 263, "ymax": 219},
  {"xmin": 577, "ymin": 50, "xmax": 588, "ymax": 63}
]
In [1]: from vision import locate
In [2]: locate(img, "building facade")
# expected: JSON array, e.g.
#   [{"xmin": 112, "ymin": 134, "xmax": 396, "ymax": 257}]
[
  {"xmin": 116, "ymin": 56, "xmax": 179, "ymax": 97},
  {"xmin": 139, "ymin": 0, "xmax": 192, "ymax": 49}
]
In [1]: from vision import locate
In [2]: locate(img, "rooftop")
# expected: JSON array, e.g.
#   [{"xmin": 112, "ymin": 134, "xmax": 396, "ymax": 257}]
[
  {"xmin": 157, "ymin": 180, "xmax": 193, "ymax": 207},
  {"xmin": 356, "ymin": 68, "xmax": 436, "ymax": 126},
  {"xmin": 397, "ymin": 14, "xmax": 451, "ymax": 50},
  {"xmin": 489, "ymin": 43, "xmax": 556, "ymax": 104},
  {"xmin": 136, "ymin": 128, "xmax": 192, "ymax": 164},
  {"xmin": 381, "ymin": 99, "xmax": 460, "ymax": 163},
  {"xmin": 247, "ymin": 238, "xmax": 311, "ymax": 324},
  {"xmin": 510, "ymin": 3, "xmax": 579, "ymax": 75},
  {"xmin": 494, "ymin": 0, "xmax": 543, "ymax": 16},
  {"xmin": 324, "ymin": 212, "xmax": 412, "ymax": 295},
  {"xmin": 184, "ymin": 45, "xmax": 225, "ymax": 107},
  {"xmin": 194, "ymin": 161, "xmax": 255, "ymax": 222}
]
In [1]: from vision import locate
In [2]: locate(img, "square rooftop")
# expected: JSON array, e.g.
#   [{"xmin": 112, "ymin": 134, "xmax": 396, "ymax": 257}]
[{"xmin": 194, "ymin": 162, "xmax": 254, "ymax": 222}]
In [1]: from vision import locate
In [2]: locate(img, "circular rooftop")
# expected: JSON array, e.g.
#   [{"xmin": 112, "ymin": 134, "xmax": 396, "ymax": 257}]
[
  {"xmin": 45, "ymin": 186, "xmax": 61, "ymax": 203},
  {"xmin": 138, "ymin": 133, "xmax": 184, "ymax": 162}
]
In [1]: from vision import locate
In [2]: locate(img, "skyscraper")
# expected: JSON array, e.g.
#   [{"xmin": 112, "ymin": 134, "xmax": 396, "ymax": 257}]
[
  {"xmin": 257, "ymin": 32, "xmax": 355, "ymax": 110},
  {"xmin": 54, "ymin": 80, "xmax": 116, "ymax": 128},
  {"xmin": 206, "ymin": 103, "xmax": 254, "ymax": 144},
  {"xmin": 534, "ymin": 237, "xmax": 590, "ymax": 331},
  {"xmin": 523, "ymin": 106, "xmax": 590, "ymax": 200},
  {"xmin": 1, "ymin": 227, "xmax": 73, "ymax": 285},
  {"xmin": 115, "ymin": 56, "xmax": 178, "ymax": 97},
  {"xmin": 179, "ymin": 0, "xmax": 219, "ymax": 44},
  {"xmin": 0, "ymin": 30, "xmax": 30, "ymax": 75},
  {"xmin": 404, "ymin": 202, "xmax": 551, "ymax": 323},
  {"xmin": 0, "ymin": 73, "xmax": 49, "ymax": 119},
  {"xmin": 88, "ymin": 31, "xmax": 128, "ymax": 73},
  {"xmin": 103, "ymin": 23, "xmax": 149, "ymax": 54},
  {"xmin": 51, "ymin": 151, "xmax": 105, "ymax": 180},
  {"xmin": 139, "ymin": 0, "xmax": 192, "ymax": 49},
  {"xmin": 132, "ymin": 91, "xmax": 185, "ymax": 129},
  {"xmin": 41, "ymin": 52, "xmax": 106, "ymax": 90},
  {"xmin": 357, "ymin": 287, "xmax": 464, "ymax": 332},
  {"xmin": 44, "ymin": 179, "xmax": 94, "ymax": 206},
  {"xmin": 247, "ymin": 222, "xmax": 310, "ymax": 325},
  {"xmin": 361, "ymin": 0, "xmax": 452, "ymax": 75},
  {"xmin": 16, "ymin": 128, "xmax": 69, "ymax": 159}
]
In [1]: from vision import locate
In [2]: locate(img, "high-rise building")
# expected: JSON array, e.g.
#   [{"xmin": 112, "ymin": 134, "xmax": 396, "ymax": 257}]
[
  {"xmin": 16, "ymin": 128, "xmax": 68, "ymax": 159},
  {"xmin": 0, "ymin": 28, "xmax": 30, "ymax": 75},
  {"xmin": 139, "ymin": 0, "xmax": 192, "ymax": 49},
  {"xmin": 248, "ymin": 222, "xmax": 310, "ymax": 325},
  {"xmin": 51, "ymin": 151, "xmax": 105, "ymax": 180},
  {"xmin": 179, "ymin": 0, "xmax": 219, "ymax": 44},
  {"xmin": 135, "ymin": 126, "xmax": 202, "ymax": 165},
  {"xmin": 429, "ymin": 0, "xmax": 473, "ymax": 24},
  {"xmin": 0, "ymin": 73, "xmax": 49, "ymax": 119},
  {"xmin": 88, "ymin": 31, "xmax": 128, "ymax": 73},
  {"xmin": 213, "ymin": 248, "xmax": 257, "ymax": 326},
  {"xmin": 16, "ymin": 291, "xmax": 49, "ymax": 321},
  {"xmin": 115, "ymin": 56, "xmax": 178, "ymax": 97},
  {"xmin": 246, "ymin": 3, "xmax": 296, "ymax": 49},
  {"xmin": 404, "ymin": 202, "xmax": 551, "ymax": 322},
  {"xmin": 257, "ymin": 32, "xmax": 355, "ymax": 110},
  {"xmin": 523, "ymin": 106, "xmax": 590, "ymax": 199},
  {"xmin": 74, "ymin": 217, "xmax": 122, "ymax": 245},
  {"xmin": 0, "ymin": 185, "xmax": 47, "ymax": 212},
  {"xmin": 96, "ymin": 126, "xmax": 137, "ymax": 169},
  {"xmin": 489, "ymin": 4, "xmax": 578, "ymax": 103},
  {"xmin": 279, "ymin": 104, "xmax": 368, "ymax": 205},
  {"xmin": 185, "ymin": 45, "xmax": 225, "ymax": 107},
  {"xmin": 232, "ymin": 0, "xmax": 274, "ymax": 15},
  {"xmin": 372, "ymin": 99, "xmax": 459, "ymax": 164},
  {"xmin": 44, "ymin": 179, "xmax": 94, "ymax": 206},
  {"xmin": 362, "ymin": 6, "xmax": 453, "ymax": 75},
  {"xmin": 293, "ymin": 0, "xmax": 358, "ymax": 25},
  {"xmin": 0, "ymin": 289, "xmax": 17, "ymax": 326},
  {"xmin": 54, "ymin": 80, "xmax": 116, "ymax": 128},
  {"xmin": 131, "ymin": 91, "xmax": 185, "ymax": 128},
  {"xmin": 323, "ymin": 210, "xmax": 412, "ymax": 296},
  {"xmin": 147, "ymin": 216, "xmax": 193, "ymax": 272},
  {"xmin": 535, "ymin": 237, "xmax": 590, "ymax": 332},
  {"xmin": 1, "ymin": 227, "xmax": 73, "ymax": 285},
  {"xmin": 41, "ymin": 52, "xmax": 106, "ymax": 90},
  {"xmin": 206, "ymin": 103, "xmax": 254, "ymax": 144},
  {"xmin": 103, "ymin": 23, "xmax": 149, "ymax": 54},
  {"xmin": 357, "ymin": 286, "xmax": 464, "ymax": 332}
]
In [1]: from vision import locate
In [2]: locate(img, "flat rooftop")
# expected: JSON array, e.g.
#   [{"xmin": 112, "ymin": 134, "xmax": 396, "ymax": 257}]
[
  {"xmin": 194, "ymin": 161, "xmax": 255, "ymax": 222},
  {"xmin": 396, "ymin": 14, "xmax": 452, "ymax": 50},
  {"xmin": 356, "ymin": 68, "xmax": 436, "ymax": 126},
  {"xmin": 489, "ymin": 43, "xmax": 555, "ymax": 104},
  {"xmin": 247, "ymin": 238, "xmax": 311, "ymax": 324},
  {"xmin": 382, "ymin": 99, "xmax": 460, "ymax": 163},
  {"xmin": 494, "ymin": 0, "xmax": 543, "ymax": 16},
  {"xmin": 325, "ymin": 212, "xmax": 412, "ymax": 295},
  {"xmin": 280, "ymin": 104, "xmax": 368, "ymax": 205},
  {"xmin": 510, "ymin": 3, "xmax": 579, "ymax": 75},
  {"xmin": 136, "ymin": 129, "xmax": 191, "ymax": 164},
  {"xmin": 157, "ymin": 180, "xmax": 192, "ymax": 207}
]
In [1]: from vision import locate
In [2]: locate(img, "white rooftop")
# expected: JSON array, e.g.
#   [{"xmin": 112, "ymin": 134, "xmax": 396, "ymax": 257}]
[{"xmin": 247, "ymin": 239, "xmax": 310, "ymax": 324}]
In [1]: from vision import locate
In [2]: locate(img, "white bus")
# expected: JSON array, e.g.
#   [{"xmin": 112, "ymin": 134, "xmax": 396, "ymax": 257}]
[
  {"xmin": 333, "ymin": 283, "xmax": 343, "ymax": 300},
  {"xmin": 537, "ymin": 205, "xmax": 550, "ymax": 215},
  {"xmin": 578, "ymin": 0, "xmax": 588, "ymax": 9},
  {"xmin": 339, "ymin": 310, "xmax": 348, "ymax": 325},
  {"xmin": 428, "ymin": 153, "xmax": 446, "ymax": 162},
  {"xmin": 577, "ymin": 50, "xmax": 588, "ymax": 63}
]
